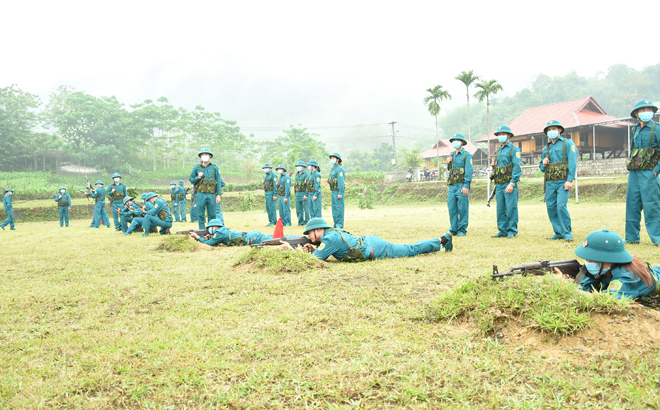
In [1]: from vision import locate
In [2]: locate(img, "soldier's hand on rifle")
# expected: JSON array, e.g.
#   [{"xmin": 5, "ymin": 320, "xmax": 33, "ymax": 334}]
[
  {"xmin": 461, "ymin": 188, "xmax": 468, "ymax": 196},
  {"xmin": 280, "ymin": 241, "xmax": 293, "ymax": 250},
  {"xmin": 543, "ymin": 157, "xmax": 550, "ymax": 166},
  {"xmin": 564, "ymin": 181, "xmax": 573, "ymax": 191},
  {"xmin": 301, "ymin": 244, "xmax": 315, "ymax": 253},
  {"xmin": 198, "ymin": 172, "xmax": 204, "ymax": 178},
  {"xmin": 554, "ymin": 267, "xmax": 573, "ymax": 280},
  {"xmin": 447, "ymin": 156, "xmax": 453, "ymax": 163},
  {"xmin": 505, "ymin": 183, "xmax": 514, "ymax": 194},
  {"xmin": 203, "ymin": 234, "xmax": 211, "ymax": 240},
  {"xmin": 491, "ymin": 160, "xmax": 497, "ymax": 167},
  {"xmin": 190, "ymin": 232, "xmax": 200, "ymax": 240}
]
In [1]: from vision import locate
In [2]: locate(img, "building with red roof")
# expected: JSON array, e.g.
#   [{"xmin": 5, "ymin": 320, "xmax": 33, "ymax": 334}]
[
  {"xmin": 419, "ymin": 138, "xmax": 488, "ymax": 168},
  {"xmin": 476, "ymin": 96, "xmax": 632, "ymax": 163}
]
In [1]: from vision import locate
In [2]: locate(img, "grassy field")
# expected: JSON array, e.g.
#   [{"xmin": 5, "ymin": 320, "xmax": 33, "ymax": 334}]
[{"xmin": 1, "ymin": 202, "xmax": 659, "ymax": 408}]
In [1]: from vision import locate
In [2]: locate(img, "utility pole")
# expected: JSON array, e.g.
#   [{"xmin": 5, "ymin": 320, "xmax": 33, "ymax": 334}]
[{"xmin": 390, "ymin": 121, "xmax": 397, "ymax": 173}]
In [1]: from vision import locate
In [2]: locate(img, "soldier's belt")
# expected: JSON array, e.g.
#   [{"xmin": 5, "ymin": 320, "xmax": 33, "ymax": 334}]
[
  {"xmin": 58, "ymin": 200, "xmax": 69, "ymax": 207},
  {"xmin": 545, "ymin": 161, "xmax": 569, "ymax": 181}
]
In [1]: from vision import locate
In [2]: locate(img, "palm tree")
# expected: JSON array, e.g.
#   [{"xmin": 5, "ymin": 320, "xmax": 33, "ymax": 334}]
[
  {"xmin": 474, "ymin": 79, "xmax": 503, "ymax": 156},
  {"xmin": 455, "ymin": 70, "xmax": 480, "ymax": 141},
  {"xmin": 423, "ymin": 85, "xmax": 452, "ymax": 168}
]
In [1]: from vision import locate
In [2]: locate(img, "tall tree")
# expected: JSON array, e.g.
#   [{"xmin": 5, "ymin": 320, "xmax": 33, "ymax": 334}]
[
  {"xmin": 474, "ymin": 79, "xmax": 503, "ymax": 156},
  {"xmin": 423, "ymin": 85, "xmax": 452, "ymax": 167},
  {"xmin": 0, "ymin": 85, "xmax": 42, "ymax": 170},
  {"xmin": 455, "ymin": 70, "xmax": 480, "ymax": 141}
]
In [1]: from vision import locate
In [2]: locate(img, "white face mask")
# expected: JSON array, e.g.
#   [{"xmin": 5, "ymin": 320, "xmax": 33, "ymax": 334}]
[
  {"xmin": 60, "ymin": 190, "xmax": 65, "ymax": 194},
  {"xmin": 296, "ymin": 166, "xmax": 303, "ymax": 172},
  {"xmin": 200, "ymin": 155, "xmax": 211, "ymax": 162},
  {"xmin": 330, "ymin": 158, "xmax": 337, "ymax": 165},
  {"xmin": 277, "ymin": 169, "xmax": 284, "ymax": 174},
  {"xmin": 8, "ymin": 192, "xmax": 12, "ymax": 196},
  {"xmin": 451, "ymin": 141, "xmax": 462, "ymax": 150},
  {"xmin": 113, "ymin": 178, "xmax": 120, "ymax": 183}
]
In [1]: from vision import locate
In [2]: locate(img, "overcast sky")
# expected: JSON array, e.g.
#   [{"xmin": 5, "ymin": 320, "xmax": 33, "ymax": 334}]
[{"xmin": 2, "ymin": 0, "xmax": 655, "ymax": 149}]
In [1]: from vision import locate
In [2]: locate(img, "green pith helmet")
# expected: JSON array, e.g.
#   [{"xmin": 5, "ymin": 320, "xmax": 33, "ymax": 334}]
[
  {"xmin": 308, "ymin": 159, "xmax": 319, "ymax": 167},
  {"xmin": 112, "ymin": 172, "xmax": 121, "ymax": 178},
  {"xmin": 59, "ymin": 186, "xmax": 66, "ymax": 190},
  {"xmin": 143, "ymin": 192, "xmax": 158, "ymax": 201},
  {"xmin": 543, "ymin": 120, "xmax": 565, "ymax": 135},
  {"xmin": 140, "ymin": 193, "xmax": 147, "ymax": 200},
  {"xmin": 5, "ymin": 188, "xmax": 13, "ymax": 193},
  {"xmin": 262, "ymin": 162, "xmax": 273, "ymax": 169},
  {"xmin": 295, "ymin": 160, "xmax": 306, "ymax": 167},
  {"xmin": 178, "ymin": 180, "xmax": 184, "ymax": 185},
  {"xmin": 205, "ymin": 218, "xmax": 224, "ymax": 229},
  {"xmin": 95, "ymin": 180, "xmax": 104, "ymax": 185},
  {"xmin": 275, "ymin": 164, "xmax": 287, "ymax": 172},
  {"xmin": 170, "ymin": 181, "xmax": 177, "ymax": 186},
  {"xmin": 449, "ymin": 133, "xmax": 468, "ymax": 145},
  {"xmin": 198, "ymin": 147, "xmax": 213, "ymax": 158},
  {"xmin": 123, "ymin": 196, "xmax": 134, "ymax": 204},
  {"xmin": 303, "ymin": 218, "xmax": 333, "ymax": 234},
  {"xmin": 574, "ymin": 229, "xmax": 632, "ymax": 264},
  {"xmin": 329, "ymin": 152, "xmax": 342, "ymax": 162},
  {"xmin": 630, "ymin": 99, "xmax": 658, "ymax": 119},
  {"xmin": 494, "ymin": 125, "xmax": 514, "ymax": 137}
]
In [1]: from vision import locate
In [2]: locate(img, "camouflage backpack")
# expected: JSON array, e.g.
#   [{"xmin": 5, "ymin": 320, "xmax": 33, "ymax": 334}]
[
  {"xmin": 544, "ymin": 139, "xmax": 569, "ymax": 182},
  {"xmin": 447, "ymin": 150, "xmax": 466, "ymax": 185},
  {"xmin": 327, "ymin": 228, "xmax": 366, "ymax": 262},
  {"xmin": 627, "ymin": 123, "xmax": 660, "ymax": 171},
  {"xmin": 493, "ymin": 145, "xmax": 515, "ymax": 185}
]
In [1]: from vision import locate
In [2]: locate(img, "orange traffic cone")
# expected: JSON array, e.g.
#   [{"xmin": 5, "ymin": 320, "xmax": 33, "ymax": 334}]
[{"xmin": 272, "ymin": 217, "xmax": 284, "ymax": 239}]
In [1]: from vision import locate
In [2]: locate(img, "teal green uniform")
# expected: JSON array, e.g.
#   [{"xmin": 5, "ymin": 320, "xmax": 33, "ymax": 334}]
[
  {"xmin": 311, "ymin": 229, "xmax": 443, "ymax": 261},
  {"xmin": 108, "ymin": 182, "xmax": 127, "ymax": 230},
  {"xmin": 1, "ymin": 193, "xmax": 15, "ymax": 230},
  {"xmin": 177, "ymin": 185, "xmax": 187, "ymax": 222},
  {"xmin": 170, "ymin": 186, "xmax": 181, "ymax": 222},
  {"xmin": 304, "ymin": 172, "xmax": 314, "ymax": 223},
  {"xmin": 119, "ymin": 202, "xmax": 144, "ymax": 233},
  {"xmin": 329, "ymin": 165, "xmax": 345, "ymax": 228},
  {"xmin": 54, "ymin": 192, "xmax": 72, "ymax": 227},
  {"xmin": 277, "ymin": 173, "xmax": 292, "ymax": 226},
  {"xmin": 197, "ymin": 226, "xmax": 297, "ymax": 246},
  {"xmin": 447, "ymin": 149, "xmax": 473, "ymax": 235},
  {"xmin": 126, "ymin": 201, "xmax": 158, "ymax": 235},
  {"xmin": 263, "ymin": 170, "xmax": 279, "ymax": 225},
  {"xmin": 539, "ymin": 137, "xmax": 577, "ymax": 240},
  {"xmin": 294, "ymin": 169, "xmax": 309, "ymax": 226},
  {"xmin": 141, "ymin": 197, "xmax": 173, "ymax": 234},
  {"xmin": 625, "ymin": 120, "xmax": 660, "ymax": 244},
  {"xmin": 493, "ymin": 142, "xmax": 522, "ymax": 237},
  {"xmin": 89, "ymin": 186, "xmax": 110, "ymax": 228},
  {"xmin": 189, "ymin": 162, "xmax": 224, "ymax": 229},
  {"xmin": 310, "ymin": 170, "xmax": 323, "ymax": 218},
  {"xmin": 580, "ymin": 265, "xmax": 660, "ymax": 300}
]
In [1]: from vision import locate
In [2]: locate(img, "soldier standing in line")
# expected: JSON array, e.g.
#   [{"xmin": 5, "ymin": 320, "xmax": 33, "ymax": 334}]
[
  {"xmin": 303, "ymin": 160, "xmax": 315, "ymax": 223},
  {"xmin": 307, "ymin": 159, "xmax": 322, "ymax": 218},
  {"xmin": 540, "ymin": 119, "xmax": 578, "ymax": 242},
  {"xmin": 262, "ymin": 163, "xmax": 278, "ymax": 226},
  {"xmin": 294, "ymin": 160, "xmax": 309, "ymax": 226},
  {"xmin": 178, "ymin": 180, "xmax": 188, "ymax": 222},
  {"xmin": 328, "ymin": 153, "xmax": 345, "ymax": 228},
  {"xmin": 108, "ymin": 173, "xmax": 127, "ymax": 231},
  {"xmin": 87, "ymin": 180, "xmax": 110, "ymax": 229},
  {"xmin": 446, "ymin": 133, "xmax": 473, "ymax": 236},
  {"xmin": 490, "ymin": 125, "xmax": 522, "ymax": 238},
  {"xmin": 55, "ymin": 186, "xmax": 72, "ymax": 227},
  {"xmin": 275, "ymin": 164, "xmax": 292, "ymax": 226},
  {"xmin": 0, "ymin": 188, "xmax": 15, "ymax": 230},
  {"xmin": 189, "ymin": 148, "xmax": 224, "ymax": 229},
  {"xmin": 170, "ymin": 181, "xmax": 181, "ymax": 222}
]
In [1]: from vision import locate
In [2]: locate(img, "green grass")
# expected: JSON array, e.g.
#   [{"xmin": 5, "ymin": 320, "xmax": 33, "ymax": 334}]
[{"xmin": 1, "ymin": 202, "xmax": 659, "ymax": 408}]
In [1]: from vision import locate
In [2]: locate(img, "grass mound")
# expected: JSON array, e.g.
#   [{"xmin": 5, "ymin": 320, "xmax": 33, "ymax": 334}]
[
  {"xmin": 424, "ymin": 275, "xmax": 630, "ymax": 336},
  {"xmin": 155, "ymin": 235, "xmax": 200, "ymax": 252},
  {"xmin": 233, "ymin": 247, "xmax": 327, "ymax": 274}
]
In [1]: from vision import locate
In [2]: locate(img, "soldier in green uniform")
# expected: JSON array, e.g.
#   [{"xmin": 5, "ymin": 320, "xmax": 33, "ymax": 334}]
[
  {"xmin": 275, "ymin": 164, "xmax": 292, "ymax": 226},
  {"xmin": 303, "ymin": 160, "xmax": 315, "ymax": 223},
  {"xmin": 139, "ymin": 192, "xmax": 173, "ymax": 237},
  {"xmin": 170, "ymin": 181, "xmax": 181, "ymax": 222},
  {"xmin": 262, "ymin": 163, "xmax": 278, "ymax": 226},
  {"xmin": 0, "ymin": 188, "xmax": 15, "ymax": 230},
  {"xmin": 118, "ymin": 196, "xmax": 144, "ymax": 234},
  {"xmin": 540, "ymin": 120, "xmax": 577, "ymax": 242},
  {"xmin": 282, "ymin": 218, "xmax": 453, "ymax": 261},
  {"xmin": 190, "ymin": 219, "xmax": 298, "ymax": 246},
  {"xmin": 124, "ymin": 194, "xmax": 158, "ymax": 236},
  {"xmin": 328, "ymin": 153, "xmax": 345, "ymax": 228},
  {"xmin": 54, "ymin": 186, "xmax": 72, "ymax": 227},
  {"xmin": 446, "ymin": 133, "xmax": 473, "ymax": 236},
  {"xmin": 87, "ymin": 180, "xmax": 110, "ymax": 228},
  {"xmin": 178, "ymin": 180, "xmax": 187, "ymax": 222},
  {"xmin": 108, "ymin": 173, "xmax": 127, "ymax": 231},
  {"xmin": 625, "ymin": 100, "xmax": 660, "ymax": 246},
  {"xmin": 189, "ymin": 148, "xmax": 224, "ymax": 229},
  {"xmin": 490, "ymin": 125, "xmax": 522, "ymax": 238},
  {"xmin": 308, "ymin": 159, "xmax": 322, "ymax": 218},
  {"xmin": 293, "ymin": 160, "xmax": 310, "ymax": 226}
]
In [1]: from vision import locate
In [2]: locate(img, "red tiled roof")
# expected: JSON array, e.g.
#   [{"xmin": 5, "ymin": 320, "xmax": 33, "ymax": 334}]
[
  {"xmin": 419, "ymin": 139, "xmax": 480, "ymax": 159},
  {"xmin": 476, "ymin": 96, "xmax": 619, "ymax": 142}
]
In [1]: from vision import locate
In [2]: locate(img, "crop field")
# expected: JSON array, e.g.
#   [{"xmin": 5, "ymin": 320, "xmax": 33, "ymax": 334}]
[{"xmin": 1, "ymin": 202, "xmax": 659, "ymax": 408}]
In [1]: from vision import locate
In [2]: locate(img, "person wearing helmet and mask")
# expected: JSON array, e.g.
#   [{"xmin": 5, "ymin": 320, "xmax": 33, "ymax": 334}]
[
  {"xmin": 262, "ymin": 163, "xmax": 278, "ymax": 226},
  {"xmin": 190, "ymin": 219, "xmax": 298, "ymax": 246},
  {"xmin": 490, "ymin": 125, "xmax": 522, "ymax": 238},
  {"xmin": 169, "ymin": 181, "xmax": 181, "ymax": 223},
  {"xmin": 282, "ymin": 218, "xmax": 453, "ymax": 261},
  {"xmin": 138, "ymin": 192, "xmax": 173, "ymax": 237},
  {"xmin": 54, "ymin": 187, "xmax": 72, "ymax": 227},
  {"xmin": 275, "ymin": 164, "xmax": 292, "ymax": 226},
  {"xmin": 540, "ymin": 120, "xmax": 577, "ymax": 242},
  {"xmin": 177, "ymin": 180, "xmax": 187, "ymax": 222},
  {"xmin": 446, "ymin": 133, "xmax": 473, "ymax": 236},
  {"xmin": 328, "ymin": 153, "xmax": 346, "ymax": 228},
  {"xmin": 293, "ymin": 160, "xmax": 310, "ymax": 226},
  {"xmin": 87, "ymin": 180, "xmax": 110, "ymax": 228},
  {"xmin": 555, "ymin": 229, "xmax": 660, "ymax": 303},
  {"xmin": 307, "ymin": 160, "xmax": 322, "ymax": 218},
  {"xmin": 625, "ymin": 100, "xmax": 660, "ymax": 246},
  {"xmin": 189, "ymin": 148, "xmax": 225, "ymax": 230},
  {"xmin": 108, "ymin": 173, "xmax": 127, "ymax": 231},
  {"xmin": 1, "ymin": 188, "xmax": 16, "ymax": 230}
]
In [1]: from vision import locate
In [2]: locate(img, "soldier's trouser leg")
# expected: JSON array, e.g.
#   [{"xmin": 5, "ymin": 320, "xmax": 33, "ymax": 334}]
[
  {"xmin": 495, "ymin": 185, "xmax": 507, "ymax": 236},
  {"xmin": 172, "ymin": 200, "xmax": 181, "ymax": 222},
  {"xmin": 196, "ymin": 193, "xmax": 215, "ymax": 230},
  {"xmin": 312, "ymin": 192, "xmax": 322, "ymax": 218},
  {"xmin": 92, "ymin": 202, "xmax": 104, "ymax": 228},
  {"xmin": 546, "ymin": 181, "xmax": 571, "ymax": 239},
  {"xmin": 190, "ymin": 203, "xmax": 197, "ymax": 222},
  {"xmin": 331, "ymin": 191, "xmax": 344, "ymax": 228},
  {"xmin": 295, "ymin": 194, "xmax": 305, "ymax": 225},
  {"xmin": 111, "ymin": 201, "xmax": 123, "ymax": 229},
  {"xmin": 496, "ymin": 184, "xmax": 518, "ymax": 236},
  {"xmin": 447, "ymin": 185, "xmax": 460, "ymax": 234},
  {"xmin": 59, "ymin": 207, "xmax": 66, "ymax": 226},
  {"xmin": 100, "ymin": 204, "xmax": 110, "ymax": 227},
  {"xmin": 126, "ymin": 217, "xmax": 144, "ymax": 234},
  {"xmin": 1, "ymin": 211, "xmax": 14, "ymax": 229},
  {"xmin": 456, "ymin": 189, "xmax": 469, "ymax": 235},
  {"xmin": 120, "ymin": 217, "xmax": 131, "ymax": 233},
  {"xmin": 626, "ymin": 170, "xmax": 660, "ymax": 244},
  {"xmin": 179, "ymin": 200, "xmax": 187, "ymax": 222},
  {"xmin": 304, "ymin": 196, "xmax": 311, "ymax": 223},
  {"xmin": 64, "ymin": 208, "xmax": 69, "ymax": 226},
  {"xmin": 279, "ymin": 197, "xmax": 292, "ymax": 225},
  {"xmin": 215, "ymin": 199, "xmax": 223, "ymax": 224},
  {"xmin": 142, "ymin": 215, "xmax": 173, "ymax": 234},
  {"xmin": 265, "ymin": 192, "xmax": 277, "ymax": 224},
  {"xmin": 365, "ymin": 236, "xmax": 442, "ymax": 259},
  {"xmin": 625, "ymin": 171, "xmax": 642, "ymax": 242}
]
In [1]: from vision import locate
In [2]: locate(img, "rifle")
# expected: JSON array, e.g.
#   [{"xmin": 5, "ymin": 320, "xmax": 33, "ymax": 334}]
[
  {"xmin": 79, "ymin": 190, "xmax": 93, "ymax": 201},
  {"xmin": 486, "ymin": 173, "xmax": 496, "ymax": 207},
  {"xmin": 492, "ymin": 259, "xmax": 581, "ymax": 280},
  {"xmin": 175, "ymin": 229, "xmax": 209, "ymax": 237},
  {"xmin": 84, "ymin": 176, "xmax": 96, "ymax": 194},
  {"xmin": 251, "ymin": 236, "xmax": 313, "ymax": 249}
]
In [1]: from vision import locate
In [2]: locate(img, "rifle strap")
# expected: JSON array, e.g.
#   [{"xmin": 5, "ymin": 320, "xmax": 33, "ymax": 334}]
[{"xmin": 631, "ymin": 123, "xmax": 657, "ymax": 150}]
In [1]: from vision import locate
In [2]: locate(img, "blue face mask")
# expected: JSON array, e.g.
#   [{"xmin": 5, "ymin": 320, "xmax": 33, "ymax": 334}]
[
  {"xmin": 264, "ymin": 168, "xmax": 270, "ymax": 173},
  {"xmin": 451, "ymin": 141, "xmax": 462, "ymax": 150},
  {"xmin": 547, "ymin": 130, "xmax": 559, "ymax": 139},
  {"xmin": 208, "ymin": 227, "xmax": 216, "ymax": 235},
  {"xmin": 497, "ymin": 135, "xmax": 508, "ymax": 143},
  {"xmin": 296, "ymin": 166, "xmax": 303, "ymax": 172},
  {"xmin": 307, "ymin": 166, "xmax": 312, "ymax": 172},
  {"xmin": 330, "ymin": 158, "xmax": 337, "ymax": 165},
  {"xmin": 638, "ymin": 111, "xmax": 654, "ymax": 122},
  {"xmin": 277, "ymin": 169, "xmax": 283, "ymax": 174},
  {"xmin": 585, "ymin": 261, "xmax": 611, "ymax": 277}
]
